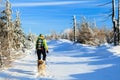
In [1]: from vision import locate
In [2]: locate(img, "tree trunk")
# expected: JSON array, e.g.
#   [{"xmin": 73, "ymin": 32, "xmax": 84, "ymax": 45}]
[
  {"xmin": 73, "ymin": 15, "xmax": 77, "ymax": 43},
  {"xmin": 112, "ymin": 0, "xmax": 117, "ymax": 45},
  {"xmin": 118, "ymin": 0, "xmax": 120, "ymax": 44}
]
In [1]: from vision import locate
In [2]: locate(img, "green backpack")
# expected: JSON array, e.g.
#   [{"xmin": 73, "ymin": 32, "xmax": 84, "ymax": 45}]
[{"xmin": 37, "ymin": 38, "xmax": 44, "ymax": 49}]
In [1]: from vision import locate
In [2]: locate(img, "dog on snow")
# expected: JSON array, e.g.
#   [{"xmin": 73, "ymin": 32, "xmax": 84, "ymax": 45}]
[{"xmin": 37, "ymin": 60, "xmax": 46, "ymax": 76}]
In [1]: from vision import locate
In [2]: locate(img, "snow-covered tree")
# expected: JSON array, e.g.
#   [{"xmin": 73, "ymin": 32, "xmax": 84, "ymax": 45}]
[
  {"xmin": 61, "ymin": 28, "xmax": 74, "ymax": 41},
  {"xmin": 23, "ymin": 32, "xmax": 37, "ymax": 49},
  {"xmin": 13, "ymin": 11, "xmax": 25, "ymax": 50},
  {"xmin": 0, "ymin": 0, "xmax": 13, "ymax": 68}
]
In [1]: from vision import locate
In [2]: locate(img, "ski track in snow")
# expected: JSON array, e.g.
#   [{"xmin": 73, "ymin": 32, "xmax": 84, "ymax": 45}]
[{"xmin": 0, "ymin": 39, "xmax": 120, "ymax": 80}]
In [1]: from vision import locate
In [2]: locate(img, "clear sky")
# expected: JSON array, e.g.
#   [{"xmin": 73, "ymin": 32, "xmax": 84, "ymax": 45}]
[{"xmin": 2, "ymin": 0, "xmax": 119, "ymax": 35}]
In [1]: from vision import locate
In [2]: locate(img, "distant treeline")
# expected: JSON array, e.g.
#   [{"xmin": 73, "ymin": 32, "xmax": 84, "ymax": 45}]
[{"xmin": 46, "ymin": 17, "xmax": 113, "ymax": 46}]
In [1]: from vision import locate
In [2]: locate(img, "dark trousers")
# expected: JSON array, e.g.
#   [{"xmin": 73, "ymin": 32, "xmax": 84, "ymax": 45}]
[{"xmin": 37, "ymin": 49, "xmax": 46, "ymax": 61}]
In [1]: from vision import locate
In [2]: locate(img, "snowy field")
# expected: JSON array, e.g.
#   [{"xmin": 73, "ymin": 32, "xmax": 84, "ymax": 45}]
[{"xmin": 0, "ymin": 39, "xmax": 120, "ymax": 80}]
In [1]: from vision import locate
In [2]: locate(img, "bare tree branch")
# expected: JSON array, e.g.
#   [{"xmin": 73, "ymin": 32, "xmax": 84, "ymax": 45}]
[
  {"xmin": 97, "ymin": 1, "xmax": 112, "ymax": 7},
  {"xmin": 100, "ymin": 15, "xmax": 112, "ymax": 22}
]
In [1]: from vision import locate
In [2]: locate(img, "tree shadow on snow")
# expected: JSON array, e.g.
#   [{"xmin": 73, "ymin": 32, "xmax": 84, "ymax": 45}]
[
  {"xmin": 70, "ymin": 63, "xmax": 120, "ymax": 80},
  {"xmin": 0, "ymin": 71, "xmax": 34, "ymax": 80},
  {"xmin": 69, "ymin": 46, "xmax": 120, "ymax": 80},
  {"xmin": 9, "ymin": 68, "xmax": 34, "ymax": 75}
]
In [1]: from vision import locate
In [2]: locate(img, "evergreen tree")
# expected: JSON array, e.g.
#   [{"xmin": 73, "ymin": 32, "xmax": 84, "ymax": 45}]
[{"xmin": 13, "ymin": 11, "xmax": 25, "ymax": 50}]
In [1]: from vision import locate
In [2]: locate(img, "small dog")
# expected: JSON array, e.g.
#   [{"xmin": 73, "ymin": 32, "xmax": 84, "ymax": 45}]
[{"xmin": 37, "ymin": 60, "xmax": 46, "ymax": 76}]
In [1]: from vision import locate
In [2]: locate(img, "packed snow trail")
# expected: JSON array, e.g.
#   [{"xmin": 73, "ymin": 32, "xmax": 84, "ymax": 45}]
[
  {"xmin": 0, "ymin": 39, "xmax": 120, "ymax": 80},
  {"xmin": 0, "ymin": 50, "xmax": 54, "ymax": 80}
]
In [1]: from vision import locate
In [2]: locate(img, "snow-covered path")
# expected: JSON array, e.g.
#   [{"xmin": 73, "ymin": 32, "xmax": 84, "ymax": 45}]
[
  {"xmin": 0, "ymin": 53, "xmax": 37, "ymax": 80},
  {"xmin": 0, "ymin": 39, "xmax": 120, "ymax": 80}
]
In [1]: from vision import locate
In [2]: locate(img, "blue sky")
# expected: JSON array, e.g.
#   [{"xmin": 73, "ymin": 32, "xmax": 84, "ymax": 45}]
[{"xmin": 4, "ymin": 0, "xmax": 119, "ymax": 35}]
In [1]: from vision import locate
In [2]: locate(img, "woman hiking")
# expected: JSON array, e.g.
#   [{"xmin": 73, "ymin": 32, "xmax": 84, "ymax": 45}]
[{"xmin": 36, "ymin": 34, "xmax": 48, "ymax": 62}]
